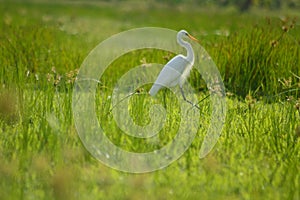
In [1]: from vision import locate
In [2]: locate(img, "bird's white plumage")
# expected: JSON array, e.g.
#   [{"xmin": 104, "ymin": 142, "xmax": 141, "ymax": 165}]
[
  {"xmin": 149, "ymin": 30, "xmax": 196, "ymax": 96},
  {"xmin": 149, "ymin": 55, "xmax": 192, "ymax": 96}
]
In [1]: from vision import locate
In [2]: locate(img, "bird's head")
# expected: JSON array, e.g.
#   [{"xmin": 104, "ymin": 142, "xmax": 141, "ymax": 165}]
[{"xmin": 178, "ymin": 30, "xmax": 199, "ymax": 42}]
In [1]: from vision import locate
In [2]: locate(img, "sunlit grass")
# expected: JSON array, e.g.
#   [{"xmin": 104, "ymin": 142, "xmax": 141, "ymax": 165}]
[{"xmin": 0, "ymin": 1, "xmax": 299, "ymax": 199}]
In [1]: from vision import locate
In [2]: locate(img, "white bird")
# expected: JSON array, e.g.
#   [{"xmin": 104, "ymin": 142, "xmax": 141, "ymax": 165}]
[{"xmin": 149, "ymin": 30, "xmax": 200, "ymax": 109}]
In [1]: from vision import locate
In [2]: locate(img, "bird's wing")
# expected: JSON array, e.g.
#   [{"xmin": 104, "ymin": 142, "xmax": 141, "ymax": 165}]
[{"xmin": 149, "ymin": 55, "xmax": 190, "ymax": 96}]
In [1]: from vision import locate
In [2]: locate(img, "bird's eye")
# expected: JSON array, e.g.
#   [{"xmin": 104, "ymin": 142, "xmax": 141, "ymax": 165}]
[{"xmin": 185, "ymin": 33, "xmax": 188, "ymax": 36}]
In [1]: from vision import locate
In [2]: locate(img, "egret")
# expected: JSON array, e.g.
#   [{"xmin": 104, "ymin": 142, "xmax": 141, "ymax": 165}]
[{"xmin": 149, "ymin": 30, "xmax": 200, "ymax": 109}]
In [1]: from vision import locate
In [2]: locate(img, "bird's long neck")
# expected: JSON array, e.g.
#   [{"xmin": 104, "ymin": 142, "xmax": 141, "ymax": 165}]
[{"xmin": 178, "ymin": 38, "xmax": 194, "ymax": 65}]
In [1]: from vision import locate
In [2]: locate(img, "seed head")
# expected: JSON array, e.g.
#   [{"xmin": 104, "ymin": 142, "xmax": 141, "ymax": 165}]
[{"xmin": 282, "ymin": 26, "xmax": 288, "ymax": 32}]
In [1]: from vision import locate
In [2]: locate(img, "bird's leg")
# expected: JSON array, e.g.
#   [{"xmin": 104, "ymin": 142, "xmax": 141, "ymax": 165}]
[
  {"xmin": 109, "ymin": 88, "xmax": 150, "ymax": 113},
  {"xmin": 109, "ymin": 92, "xmax": 136, "ymax": 113},
  {"xmin": 196, "ymin": 94, "xmax": 210, "ymax": 105},
  {"xmin": 180, "ymin": 87, "xmax": 200, "ymax": 110}
]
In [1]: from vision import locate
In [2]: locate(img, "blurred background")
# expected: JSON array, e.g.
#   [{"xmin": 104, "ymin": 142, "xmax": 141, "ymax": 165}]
[{"xmin": 0, "ymin": 0, "xmax": 299, "ymax": 200}]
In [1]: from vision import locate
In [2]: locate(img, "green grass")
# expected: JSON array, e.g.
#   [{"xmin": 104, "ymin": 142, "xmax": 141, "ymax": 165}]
[{"xmin": 0, "ymin": 1, "xmax": 300, "ymax": 199}]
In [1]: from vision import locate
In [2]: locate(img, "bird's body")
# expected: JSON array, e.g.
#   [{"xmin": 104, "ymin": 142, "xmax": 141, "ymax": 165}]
[
  {"xmin": 149, "ymin": 55, "xmax": 191, "ymax": 96},
  {"xmin": 149, "ymin": 30, "xmax": 198, "ymax": 103}
]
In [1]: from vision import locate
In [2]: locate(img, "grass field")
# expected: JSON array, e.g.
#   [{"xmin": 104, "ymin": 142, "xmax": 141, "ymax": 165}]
[{"xmin": 0, "ymin": 0, "xmax": 300, "ymax": 199}]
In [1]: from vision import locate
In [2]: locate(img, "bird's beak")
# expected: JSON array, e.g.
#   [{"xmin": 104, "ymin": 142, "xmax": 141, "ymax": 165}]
[{"xmin": 188, "ymin": 34, "xmax": 199, "ymax": 42}]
